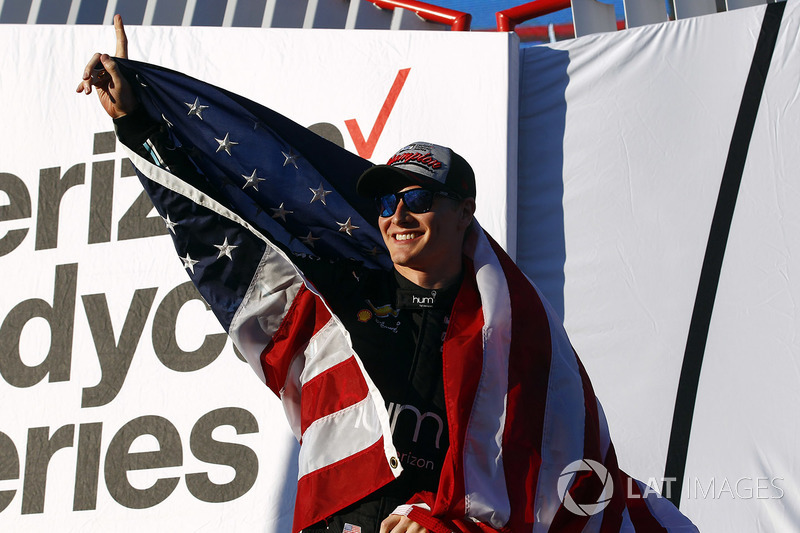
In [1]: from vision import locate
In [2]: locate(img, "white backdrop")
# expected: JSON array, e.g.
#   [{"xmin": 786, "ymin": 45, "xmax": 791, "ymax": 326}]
[
  {"xmin": 519, "ymin": 3, "xmax": 800, "ymax": 532},
  {"xmin": 3, "ymin": 4, "xmax": 800, "ymax": 531},
  {"xmin": 0, "ymin": 25, "xmax": 517, "ymax": 531}
]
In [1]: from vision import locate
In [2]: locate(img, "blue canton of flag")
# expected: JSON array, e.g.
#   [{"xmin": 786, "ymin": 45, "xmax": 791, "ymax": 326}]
[{"xmin": 114, "ymin": 58, "xmax": 392, "ymax": 331}]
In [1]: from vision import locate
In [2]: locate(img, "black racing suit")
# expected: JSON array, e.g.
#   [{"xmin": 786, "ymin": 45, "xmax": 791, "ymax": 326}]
[
  {"xmin": 297, "ymin": 258, "xmax": 457, "ymax": 533},
  {"xmin": 115, "ymin": 110, "xmax": 456, "ymax": 533}
]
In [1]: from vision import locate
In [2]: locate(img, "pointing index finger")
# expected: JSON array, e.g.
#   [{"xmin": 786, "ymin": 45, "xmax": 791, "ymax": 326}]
[{"xmin": 114, "ymin": 14, "xmax": 128, "ymax": 59}]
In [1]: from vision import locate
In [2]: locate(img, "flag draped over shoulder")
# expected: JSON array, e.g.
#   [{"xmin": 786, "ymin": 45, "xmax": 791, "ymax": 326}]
[
  {"xmin": 114, "ymin": 58, "xmax": 697, "ymax": 532},
  {"xmin": 115, "ymin": 58, "xmax": 399, "ymax": 531}
]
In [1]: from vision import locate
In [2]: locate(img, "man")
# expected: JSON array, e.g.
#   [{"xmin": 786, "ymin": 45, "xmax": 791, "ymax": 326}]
[
  {"xmin": 295, "ymin": 147, "xmax": 477, "ymax": 532},
  {"xmin": 78, "ymin": 16, "xmax": 697, "ymax": 533},
  {"xmin": 77, "ymin": 19, "xmax": 472, "ymax": 532}
]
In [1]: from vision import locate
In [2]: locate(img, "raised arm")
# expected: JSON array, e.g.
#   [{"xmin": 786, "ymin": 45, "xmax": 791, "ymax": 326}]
[{"xmin": 75, "ymin": 14, "xmax": 137, "ymax": 119}]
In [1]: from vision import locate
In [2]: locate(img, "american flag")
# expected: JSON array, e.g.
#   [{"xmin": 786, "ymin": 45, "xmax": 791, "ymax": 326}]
[{"xmin": 115, "ymin": 58, "xmax": 697, "ymax": 532}]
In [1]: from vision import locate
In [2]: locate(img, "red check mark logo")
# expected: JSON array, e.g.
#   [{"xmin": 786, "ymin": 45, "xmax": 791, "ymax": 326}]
[{"xmin": 345, "ymin": 68, "xmax": 411, "ymax": 159}]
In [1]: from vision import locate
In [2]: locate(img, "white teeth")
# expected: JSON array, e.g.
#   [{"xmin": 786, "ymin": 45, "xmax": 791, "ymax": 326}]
[{"xmin": 395, "ymin": 233, "xmax": 419, "ymax": 241}]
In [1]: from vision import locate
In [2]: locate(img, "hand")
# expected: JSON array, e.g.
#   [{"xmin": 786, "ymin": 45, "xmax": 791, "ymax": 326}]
[
  {"xmin": 380, "ymin": 514, "xmax": 428, "ymax": 533},
  {"xmin": 75, "ymin": 14, "xmax": 137, "ymax": 119}
]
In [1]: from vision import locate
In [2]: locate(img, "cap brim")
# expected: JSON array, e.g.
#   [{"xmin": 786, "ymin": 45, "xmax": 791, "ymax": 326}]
[{"xmin": 356, "ymin": 165, "xmax": 445, "ymax": 197}]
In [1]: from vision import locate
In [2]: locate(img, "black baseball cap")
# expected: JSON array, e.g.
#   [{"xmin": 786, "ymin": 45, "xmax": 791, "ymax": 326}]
[{"xmin": 356, "ymin": 142, "xmax": 476, "ymax": 199}]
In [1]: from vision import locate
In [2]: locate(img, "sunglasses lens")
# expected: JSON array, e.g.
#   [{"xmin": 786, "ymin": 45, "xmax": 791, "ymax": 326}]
[
  {"xmin": 377, "ymin": 189, "xmax": 437, "ymax": 217},
  {"xmin": 403, "ymin": 189, "xmax": 434, "ymax": 213},
  {"xmin": 378, "ymin": 194, "xmax": 398, "ymax": 217}
]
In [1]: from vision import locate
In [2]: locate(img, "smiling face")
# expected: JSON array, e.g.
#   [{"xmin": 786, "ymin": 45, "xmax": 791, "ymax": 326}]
[{"xmin": 378, "ymin": 185, "xmax": 475, "ymax": 289}]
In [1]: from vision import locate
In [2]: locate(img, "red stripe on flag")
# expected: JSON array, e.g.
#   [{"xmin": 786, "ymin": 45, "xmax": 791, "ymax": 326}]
[
  {"xmin": 435, "ymin": 260, "xmax": 485, "ymax": 518},
  {"xmin": 260, "ymin": 285, "xmax": 331, "ymax": 396},
  {"xmin": 489, "ymin": 236, "xmax": 554, "ymax": 530},
  {"xmin": 597, "ymin": 445, "xmax": 626, "ymax": 532},
  {"xmin": 405, "ymin": 505, "xmax": 462, "ymax": 533},
  {"xmin": 293, "ymin": 437, "xmax": 396, "ymax": 532},
  {"xmin": 300, "ymin": 356, "xmax": 369, "ymax": 434},
  {"xmin": 549, "ymin": 355, "xmax": 608, "ymax": 531}
]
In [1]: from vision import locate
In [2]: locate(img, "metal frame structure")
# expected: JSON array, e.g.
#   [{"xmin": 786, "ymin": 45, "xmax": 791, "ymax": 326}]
[
  {"xmin": 0, "ymin": 0, "xmax": 774, "ymax": 41},
  {"xmin": 495, "ymin": 0, "xmax": 772, "ymax": 41},
  {"xmin": 0, "ymin": 0, "xmax": 469, "ymax": 30}
]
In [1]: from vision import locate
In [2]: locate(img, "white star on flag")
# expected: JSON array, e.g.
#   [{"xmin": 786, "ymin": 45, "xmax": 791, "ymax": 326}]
[
  {"xmin": 185, "ymin": 97, "xmax": 209, "ymax": 120},
  {"xmin": 282, "ymin": 149, "xmax": 299, "ymax": 169},
  {"xmin": 271, "ymin": 202, "xmax": 293, "ymax": 221},
  {"xmin": 181, "ymin": 253, "xmax": 199, "ymax": 273},
  {"xmin": 337, "ymin": 217, "xmax": 359, "ymax": 236},
  {"xmin": 215, "ymin": 132, "xmax": 238, "ymax": 156},
  {"xmin": 309, "ymin": 183, "xmax": 332, "ymax": 205},
  {"xmin": 162, "ymin": 214, "xmax": 178, "ymax": 234},
  {"xmin": 242, "ymin": 169, "xmax": 265, "ymax": 191},
  {"xmin": 301, "ymin": 231, "xmax": 320, "ymax": 248},
  {"xmin": 214, "ymin": 237, "xmax": 238, "ymax": 260}
]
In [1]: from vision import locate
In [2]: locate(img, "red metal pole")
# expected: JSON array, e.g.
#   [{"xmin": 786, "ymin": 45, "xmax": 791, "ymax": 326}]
[
  {"xmin": 370, "ymin": 0, "xmax": 472, "ymax": 30},
  {"xmin": 496, "ymin": 0, "xmax": 572, "ymax": 31}
]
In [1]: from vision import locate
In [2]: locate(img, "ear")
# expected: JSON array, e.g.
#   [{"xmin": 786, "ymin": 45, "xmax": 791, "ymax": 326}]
[{"xmin": 457, "ymin": 198, "xmax": 476, "ymax": 231}]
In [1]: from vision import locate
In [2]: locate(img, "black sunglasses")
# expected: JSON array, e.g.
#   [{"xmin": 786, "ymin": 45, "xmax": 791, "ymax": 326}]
[{"xmin": 376, "ymin": 189, "xmax": 461, "ymax": 218}]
